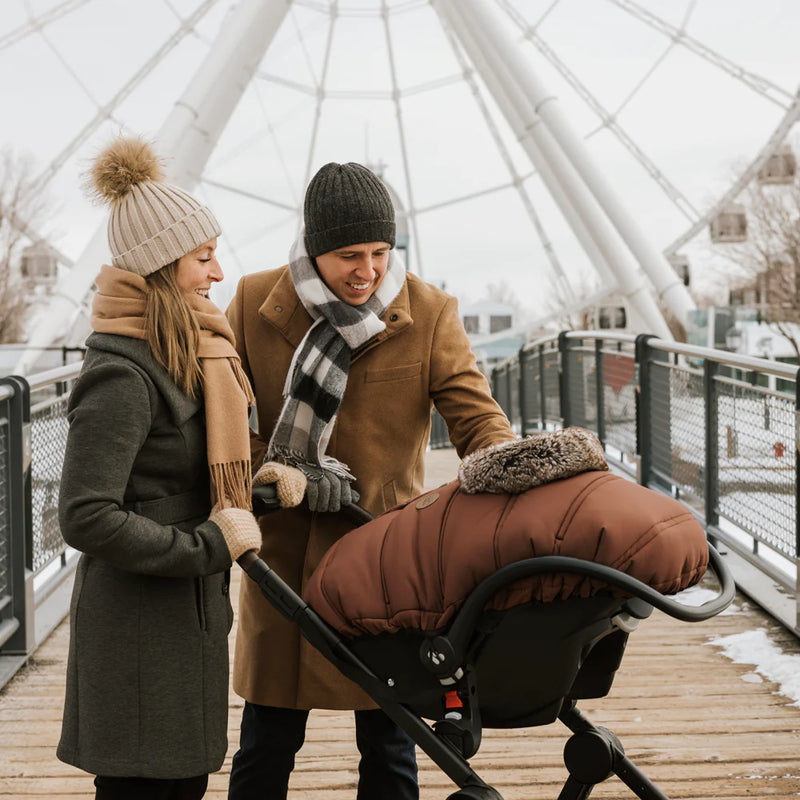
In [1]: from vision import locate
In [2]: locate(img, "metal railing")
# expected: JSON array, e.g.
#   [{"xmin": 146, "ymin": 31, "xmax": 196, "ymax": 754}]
[
  {"xmin": 0, "ymin": 363, "xmax": 82, "ymax": 685},
  {"xmin": 476, "ymin": 331, "xmax": 799, "ymax": 637},
  {"xmin": 3, "ymin": 330, "xmax": 799, "ymax": 688}
]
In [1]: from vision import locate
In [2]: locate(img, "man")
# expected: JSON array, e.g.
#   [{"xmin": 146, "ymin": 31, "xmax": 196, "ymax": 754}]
[{"xmin": 226, "ymin": 162, "xmax": 516, "ymax": 799}]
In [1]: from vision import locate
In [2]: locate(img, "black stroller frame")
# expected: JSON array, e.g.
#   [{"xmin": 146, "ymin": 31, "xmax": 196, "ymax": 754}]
[{"xmin": 242, "ymin": 485, "xmax": 736, "ymax": 800}]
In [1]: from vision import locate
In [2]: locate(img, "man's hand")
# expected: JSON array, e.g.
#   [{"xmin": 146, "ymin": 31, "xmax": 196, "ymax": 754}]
[{"xmin": 301, "ymin": 465, "xmax": 360, "ymax": 513}]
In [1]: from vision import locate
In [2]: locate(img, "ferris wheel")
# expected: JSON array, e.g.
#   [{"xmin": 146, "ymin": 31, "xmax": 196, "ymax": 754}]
[{"xmin": 1, "ymin": 0, "xmax": 798, "ymax": 372}]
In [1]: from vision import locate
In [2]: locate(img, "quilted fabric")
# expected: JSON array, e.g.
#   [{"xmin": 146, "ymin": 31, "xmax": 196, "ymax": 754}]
[{"xmin": 304, "ymin": 472, "xmax": 708, "ymax": 638}]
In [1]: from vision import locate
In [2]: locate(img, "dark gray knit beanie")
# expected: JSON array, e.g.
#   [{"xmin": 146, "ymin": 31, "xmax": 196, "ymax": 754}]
[{"xmin": 304, "ymin": 162, "xmax": 396, "ymax": 257}]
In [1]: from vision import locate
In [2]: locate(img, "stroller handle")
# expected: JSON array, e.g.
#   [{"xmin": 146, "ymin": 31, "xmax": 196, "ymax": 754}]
[
  {"xmin": 250, "ymin": 482, "xmax": 374, "ymax": 525},
  {"xmin": 238, "ymin": 484, "xmax": 373, "ymax": 574}
]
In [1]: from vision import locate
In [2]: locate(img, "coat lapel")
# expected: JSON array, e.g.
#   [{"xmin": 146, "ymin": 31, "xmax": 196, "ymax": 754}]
[
  {"xmin": 257, "ymin": 266, "xmax": 314, "ymax": 349},
  {"xmin": 352, "ymin": 277, "xmax": 413, "ymax": 362}
]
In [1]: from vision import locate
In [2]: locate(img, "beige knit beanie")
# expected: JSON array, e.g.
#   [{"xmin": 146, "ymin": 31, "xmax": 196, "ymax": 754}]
[{"xmin": 89, "ymin": 137, "xmax": 221, "ymax": 276}]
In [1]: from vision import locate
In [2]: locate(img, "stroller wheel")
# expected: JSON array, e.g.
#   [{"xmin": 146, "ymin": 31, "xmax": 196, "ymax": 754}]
[{"xmin": 446, "ymin": 785, "xmax": 503, "ymax": 800}]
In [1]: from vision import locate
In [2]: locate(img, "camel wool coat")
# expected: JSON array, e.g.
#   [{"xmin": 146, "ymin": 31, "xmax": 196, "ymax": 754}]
[{"xmin": 227, "ymin": 266, "xmax": 516, "ymax": 710}]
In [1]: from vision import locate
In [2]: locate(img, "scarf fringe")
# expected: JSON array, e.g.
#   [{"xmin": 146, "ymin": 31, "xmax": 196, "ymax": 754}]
[
  {"xmin": 210, "ymin": 461, "xmax": 253, "ymax": 511},
  {"xmin": 270, "ymin": 446, "xmax": 354, "ymax": 482}
]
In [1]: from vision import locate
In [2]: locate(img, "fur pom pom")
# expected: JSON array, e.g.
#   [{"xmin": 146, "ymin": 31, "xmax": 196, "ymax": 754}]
[
  {"xmin": 458, "ymin": 427, "xmax": 608, "ymax": 494},
  {"xmin": 88, "ymin": 137, "xmax": 164, "ymax": 203}
]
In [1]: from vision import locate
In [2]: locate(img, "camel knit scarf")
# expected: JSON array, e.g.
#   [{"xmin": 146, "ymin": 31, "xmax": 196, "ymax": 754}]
[
  {"xmin": 266, "ymin": 232, "xmax": 405, "ymax": 479},
  {"xmin": 91, "ymin": 264, "xmax": 255, "ymax": 510}
]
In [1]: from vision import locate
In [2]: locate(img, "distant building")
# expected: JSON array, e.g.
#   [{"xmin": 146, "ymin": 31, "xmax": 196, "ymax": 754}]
[
  {"xmin": 462, "ymin": 299, "xmax": 514, "ymax": 336},
  {"xmin": 461, "ymin": 299, "xmax": 524, "ymax": 375}
]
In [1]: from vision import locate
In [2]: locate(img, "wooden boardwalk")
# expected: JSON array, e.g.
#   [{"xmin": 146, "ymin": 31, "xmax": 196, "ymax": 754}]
[{"xmin": 2, "ymin": 450, "xmax": 800, "ymax": 799}]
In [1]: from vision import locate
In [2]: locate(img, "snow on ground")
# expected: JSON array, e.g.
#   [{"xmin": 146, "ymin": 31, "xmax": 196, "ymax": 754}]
[
  {"xmin": 706, "ymin": 627, "xmax": 800, "ymax": 707},
  {"xmin": 677, "ymin": 585, "xmax": 800, "ymax": 709},
  {"xmin": 673, "ymin": 585, "xmax": 742, "ymax": 613}
]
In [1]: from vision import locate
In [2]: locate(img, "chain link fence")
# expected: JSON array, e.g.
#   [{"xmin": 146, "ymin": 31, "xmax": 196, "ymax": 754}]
[
  {"xmin": 0, "ymin": 365, "xmax": 81, "ymax": 669},
  {"xmin": 3, "ymin": 332, "xmax": 800, "ymax": 680},
  {"xmin": 30, "ymin": 392, "xmax": 71, "ymax": 574},
  {"xmin": 489, "ymin": 331, "xmax": 799, "ymax": 637}
]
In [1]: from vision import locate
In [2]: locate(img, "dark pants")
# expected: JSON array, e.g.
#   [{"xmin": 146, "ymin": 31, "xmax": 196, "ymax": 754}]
[
  {"xmin": 228, "ymin": 703, "xmax": 419, "ymax": 800},
  {"xmin": 94, "ymin": 774, "xmax": 208, "ymax": 800}
]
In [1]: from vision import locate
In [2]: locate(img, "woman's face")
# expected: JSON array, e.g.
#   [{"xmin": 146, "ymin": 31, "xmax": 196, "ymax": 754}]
[
  {"xmin": 314, "ymin": 241, "xmax": 390, "ymax": 306},
  {"xmin": 175, "ymin": 238, "xmax": 223, "ymax": 298}
]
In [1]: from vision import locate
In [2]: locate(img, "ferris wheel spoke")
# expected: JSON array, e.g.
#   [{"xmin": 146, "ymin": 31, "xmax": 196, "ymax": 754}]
[
  {"xmin": 37, "ymin": 28, "xmax": 103, "ymax": 108},
  {"xmin": 25, "ymin": 0, "xmax": 219, "ymax": 200},
  {"xmin": 530, "ymin": 0, "xmax": 562, "ymax": 33},
  {"xmin": 201, "ymin": 177, "xmax": 297, "ymax": 211},
  {"xmin": 497, "ymin": 0, "xmax": 700, "ymax": 222},
  {"xmin": 0, "ymin": 0, "xmax": 93, "ymax": 51},
  {"xmin": 585, "ymin": 40, "xmax": 674, "ymax": 138},
  {"xmin": 381, "ymin": 0, "xmax": 425, "ymax": 275},
  {"xmin": 299, "ymin": 5, "xmax": 337, "ymax": 196},
  {"xmin": 608, "ymin": 0, "xmax": 794, "ymax": 108},
  {"xmin": 440, "ymin": 14, "xmax": 578, "ymax": 302},
  {"xmin": 665, "ymin": 89, "xmax": 800, "ymax": 256}
]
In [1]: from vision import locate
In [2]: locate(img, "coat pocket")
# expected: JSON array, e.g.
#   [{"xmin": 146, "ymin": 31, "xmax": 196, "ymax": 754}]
[{"xmin": 365, "ymin": 361, "xmax": 422, "ymax": 383}]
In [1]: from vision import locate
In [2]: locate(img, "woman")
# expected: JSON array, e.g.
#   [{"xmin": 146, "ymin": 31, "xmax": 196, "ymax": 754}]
[{"xmin": 56, "ymin": 136, "xmax": 264, "ymax": 800}]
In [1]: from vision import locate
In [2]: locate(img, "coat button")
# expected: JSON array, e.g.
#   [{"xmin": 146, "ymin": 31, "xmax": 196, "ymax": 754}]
[
  {"xmin": 390, "ymin": 313, "xmax": 398, "ymax": 322},
  {"xmin": 222, "ymin": 582, "xmax": 229, "ymax": 595},
  {"xmin": 274, "ymin": 305, "xmax": 283, "ymax": 313}
]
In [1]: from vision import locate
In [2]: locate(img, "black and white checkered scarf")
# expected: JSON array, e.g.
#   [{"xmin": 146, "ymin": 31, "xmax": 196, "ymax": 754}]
[{"xmin": 266, "ymin": 231, "xmax": 405, "ymax": 479}]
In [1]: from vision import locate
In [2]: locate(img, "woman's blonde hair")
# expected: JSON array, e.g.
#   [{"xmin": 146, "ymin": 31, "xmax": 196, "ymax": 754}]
[{"xmin": 144, "ymin": 261, "xmax": 202, "ymax": 397}]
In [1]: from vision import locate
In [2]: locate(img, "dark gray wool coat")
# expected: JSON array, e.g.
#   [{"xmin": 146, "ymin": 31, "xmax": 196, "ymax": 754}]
[{"xmin": 57, "ymin": 332, "xmax": 235, "ymax": 779}]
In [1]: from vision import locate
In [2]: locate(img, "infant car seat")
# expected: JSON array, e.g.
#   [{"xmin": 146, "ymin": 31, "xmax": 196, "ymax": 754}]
[{"xmin": 246, "ymin": 471, "xmax": 734, "ymax": 800}]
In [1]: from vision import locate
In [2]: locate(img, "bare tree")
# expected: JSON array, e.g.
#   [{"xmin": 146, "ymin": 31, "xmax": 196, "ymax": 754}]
[
  {"xmin": 720, "ymin": 173, "xmax": 800, "ymax": 359},
  {"xmin": 0, "ymin": 149, "xmax": 52, "ymax": 343}
]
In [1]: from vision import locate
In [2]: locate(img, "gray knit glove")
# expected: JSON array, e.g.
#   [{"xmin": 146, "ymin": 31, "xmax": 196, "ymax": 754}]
[{"xmin": 300, "ymin": 465, "xmax": 360, "ymax": 513}]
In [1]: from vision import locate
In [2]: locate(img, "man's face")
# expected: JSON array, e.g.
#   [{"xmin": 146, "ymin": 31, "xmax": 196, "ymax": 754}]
[{"xmin": 314, "ymin": 241, "xmax": 391, "ymax": 306}]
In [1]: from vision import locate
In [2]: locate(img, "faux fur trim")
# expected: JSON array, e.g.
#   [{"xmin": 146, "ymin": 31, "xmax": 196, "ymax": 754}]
[{"xmin": 458, "ymin": 427, "xmax": 608, "ymax": 494}]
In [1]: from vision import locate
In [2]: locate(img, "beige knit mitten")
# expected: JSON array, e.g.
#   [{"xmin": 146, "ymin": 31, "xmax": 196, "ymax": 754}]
[
  {"xmin": 209, "ymin": 507, "xmax": 262, "ymax": 561},
  {"xmin": 254, "ymin": 461, "xmax": 307, "ymax": 508}
]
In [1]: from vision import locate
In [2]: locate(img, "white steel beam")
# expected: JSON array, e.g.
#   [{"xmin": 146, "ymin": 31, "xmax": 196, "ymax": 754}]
[
  {"xmin": 16, "ymin": 0, "xmax": 291, "ymax": 375},
  {"xmin": 438, "ymin": 18, "xmax": 577, "ymax": 307},
  {"xmin": 440, "ymin": 0, "xmax": 694, "ymax": 335},
  {"xmin": 435, "ymin": 0, "xmax": 669, "ymax": 337}
]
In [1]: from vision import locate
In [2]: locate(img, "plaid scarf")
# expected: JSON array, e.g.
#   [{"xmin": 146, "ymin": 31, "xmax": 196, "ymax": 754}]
[{"xmin": 267, "ymin": 232, "xmax": 405, "ymax": 479}]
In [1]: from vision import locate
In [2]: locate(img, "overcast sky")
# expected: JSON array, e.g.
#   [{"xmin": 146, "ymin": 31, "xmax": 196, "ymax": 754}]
[{"xmin": 2, "ymin": 0, "xmax": 799, "ymax": 321}]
